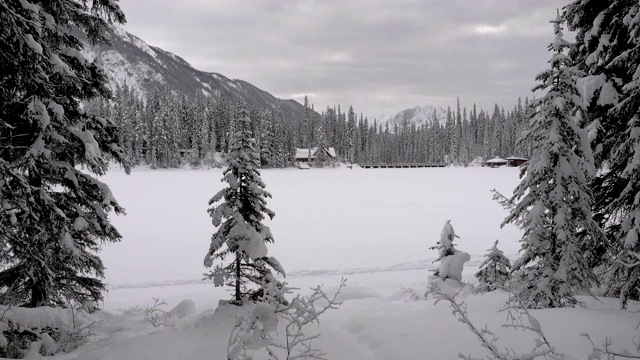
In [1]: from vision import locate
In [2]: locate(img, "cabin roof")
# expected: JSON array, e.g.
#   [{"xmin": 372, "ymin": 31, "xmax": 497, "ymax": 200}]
[
  {"xmin": 485, "ymin": 157, "xmax": 508, "ymax": 164},
  {"xmin": 506, "ymin": 156, "xmax": 528, "ymax": 161},
  {"xmin": 295, "ymin": 147, "xmax": 336, "ymax": 160}
]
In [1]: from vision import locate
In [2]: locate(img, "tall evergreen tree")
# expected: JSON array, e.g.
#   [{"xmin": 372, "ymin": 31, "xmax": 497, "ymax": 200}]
[
  {"xmin": 461, "ymin": 107, "xmax": 470, "ymax": 165},
  {"xmin": 213, "ymin": 94, "xmax": 229, "ymax": 153},
  {"xmin": 566, "ymin": 0, "xmax": 640, "ymax": 306},
  {"xmin": 155, "ymin": 88, "xmax": 180, "ymax": 167},
  {"xmin": 0, "ymin": 0, "xmax": 129, "ymax": 307},
  {"xmin": 451, "ymin": 98, "xmax": 462, "ymax": 164},
  {"xmin": 143, "ymin": 87, "xmax": 161, "ymax": 166},
  {"xmin": 445, "ymin": 106, "xmax": 454, "ymax": 159},
  {"xmin": 470, "ymin": 104, "xmax": 479, "ymax": 157},
  {"xmin": 300, "ymin": 95, "xmax": 310, "ymax": 148},
  {"xmin": 259, "ymin": 110, "xmax": 275, "ymax": 167},
  {"xmin": 345, "ymin": 106, "xmax": 356, "ymax": 163},
  {"xmin": 481, "ymin": 110, "xmax": 492, "ymax": 160},
  {"xmin": 204, "ymin": 108, "xmax": 285, "ymax": 306},
  {"xmin": 491, "ymin": 104, "xmax": 502, "ymax": 157},
  {"xmin": 503, "ymin": 14, "xmax": 603, "ymax": 308},
  {"xmin": 314, "ymin": 116, "xmax": 329, "ymax": 167},
  {"xmin": 513, "ymin": 97, "xmax": 528, "ymax": 157},
  {"xmin": 197, "ymin": 91, "xmax": 216, "ymax": 163},
  {"xmin": 273, "ymin": 102, "xmax": 287, "ymax": 168}
]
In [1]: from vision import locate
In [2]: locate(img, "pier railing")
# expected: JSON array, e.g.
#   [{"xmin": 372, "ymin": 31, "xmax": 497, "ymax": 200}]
[{"xmin": 358, "ymin": 163, "xmax": 447, "ymax": 169}]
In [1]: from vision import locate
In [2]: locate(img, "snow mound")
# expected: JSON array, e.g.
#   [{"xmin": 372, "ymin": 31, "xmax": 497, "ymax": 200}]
[
  {"xmin": 438, "ymin": 251, "xmax": 471, "ymax": 282},
  {"xmin": 168, "ymin": 299, "xmax": 197, "ymax": 318},
  {"xmin": 0, "ymin": 305, "xmax": 93, "ymax": 331}
]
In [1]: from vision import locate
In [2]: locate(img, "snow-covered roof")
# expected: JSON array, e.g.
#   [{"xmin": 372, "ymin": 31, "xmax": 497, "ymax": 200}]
[
  {"xmin": 485, "ymin": 157, "xmax": 508, "ymax": 164},
  {"xmin": 295, "ymin": 147, "xmax": 336, "ymax": 160},
  {"xmin": 506, "ymin": 156, "xmax": 528, "ymax": 161},
  {"xmin": 295, "ymin": 148, "xmax": 313, "ymax": 159}
]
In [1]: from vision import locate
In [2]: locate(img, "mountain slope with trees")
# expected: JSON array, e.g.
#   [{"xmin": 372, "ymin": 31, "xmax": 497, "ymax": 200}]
[{"xmin": 83, "ymin": 27, "xmax": 306, "ymax": 124}]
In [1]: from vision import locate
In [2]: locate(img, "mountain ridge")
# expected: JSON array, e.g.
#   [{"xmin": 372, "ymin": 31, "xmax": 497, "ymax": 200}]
[
  {"xmin": 380, "ymin": 105, "xmax": 449, "ymax": 129},
  {"xmin": 82, "ymin": 26, "xmax": 306, "ymax": 122}
]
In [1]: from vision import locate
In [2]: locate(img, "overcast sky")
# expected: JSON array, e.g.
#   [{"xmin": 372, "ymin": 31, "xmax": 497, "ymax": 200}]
[{"xmin": 118, "ymin": 0, "xmax": 563, "ymax": 120}]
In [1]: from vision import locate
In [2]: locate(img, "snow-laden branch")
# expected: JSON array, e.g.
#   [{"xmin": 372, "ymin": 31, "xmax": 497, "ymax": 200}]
[
  {"xmin": 615, "ymin": 251, "xmax": 640, "ymax": 269},
  {"xmin": 428, "ymin": 282, "xmax": 562, "ymax": 360},
  {"xmin": 581, "ymin": 333, "xmax": 640, "ymax": 359},
  {"xmin": 227, "ymin": 278, "xmax": 346, "ymax": 360}
]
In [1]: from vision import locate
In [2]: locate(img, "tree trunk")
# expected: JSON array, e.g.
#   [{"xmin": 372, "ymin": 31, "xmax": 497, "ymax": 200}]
[
  {"xmin": 29, "ymin": 279, "xmax": 46, "ymax": 307},
  {"xmin": 235, "ymin": 254, "xmax": 242, "ymax": 305}
]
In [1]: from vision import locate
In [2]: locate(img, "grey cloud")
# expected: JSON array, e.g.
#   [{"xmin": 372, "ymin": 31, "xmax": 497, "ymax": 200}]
[{"xmin": 118, "ymin": 0, "xmax": 562, "ymax": 119}]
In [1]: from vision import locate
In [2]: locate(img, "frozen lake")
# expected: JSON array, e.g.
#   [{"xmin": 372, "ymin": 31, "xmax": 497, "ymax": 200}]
[
  {"xmin": 100, "ymin": 165, "xmax": 523, "ymax": 290},
  {"xmin": 62, "ymin": 164, "xmax": 638, "ymax": 360}
]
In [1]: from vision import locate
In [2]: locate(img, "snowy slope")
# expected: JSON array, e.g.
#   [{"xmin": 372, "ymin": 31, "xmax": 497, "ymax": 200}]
[
  {"xmin": 381, "ymin": 105, "xmax": 448, "ymax": 130},
  {"xmin": 81, "ymin": 26, "xmax": 306, "ymax": 122}
]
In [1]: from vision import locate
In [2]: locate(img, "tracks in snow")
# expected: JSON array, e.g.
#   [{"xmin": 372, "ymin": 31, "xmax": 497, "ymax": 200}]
[{"xmin": 107, "ymin": 256, "xmax": 492, "ymax": 290}]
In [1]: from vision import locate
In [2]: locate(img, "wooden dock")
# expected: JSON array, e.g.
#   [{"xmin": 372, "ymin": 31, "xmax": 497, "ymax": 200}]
[{"xmin": 358, "ymin": 163, "xmax": 447, "ymax": 169}]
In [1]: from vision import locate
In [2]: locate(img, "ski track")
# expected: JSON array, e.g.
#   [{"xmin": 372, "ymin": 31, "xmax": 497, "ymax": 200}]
[{"xmin": 106, "ymin": 255, "xmax": 520, "ymax": 290}]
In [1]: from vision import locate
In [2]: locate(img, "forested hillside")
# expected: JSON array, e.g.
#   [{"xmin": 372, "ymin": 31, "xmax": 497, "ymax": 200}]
[
  {"xmin": 82, "ymin": 26, "xmax": 307, "ymax": 124},
  {"xmin": 90, "ymin": 88, "xmax": 534, "ymax": 167}
]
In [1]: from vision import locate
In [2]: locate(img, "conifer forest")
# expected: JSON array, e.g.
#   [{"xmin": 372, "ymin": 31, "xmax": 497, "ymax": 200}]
[{"xmin": 87, "ymin": 89, "xmax": 533, "ymax": 168}]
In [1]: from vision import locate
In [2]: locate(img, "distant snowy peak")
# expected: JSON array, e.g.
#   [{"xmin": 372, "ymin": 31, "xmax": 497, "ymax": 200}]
[
  {"xmin": 381, "ymin": 105, "xmax": 448, "ymax": 129},
  {"xmin": 82, "ymin": 26, "xmax": 306, "ymax": 122},
  {"xmin": 110, "ymin": 26, "xmax": 159, "ymax": 61},
  {"xmin": 84, "ymin": 26, "xmax": 249, "ymax": 98}
]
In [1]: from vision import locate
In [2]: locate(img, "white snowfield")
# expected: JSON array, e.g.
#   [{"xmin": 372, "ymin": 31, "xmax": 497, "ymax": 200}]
[{"xmin": 46, "ymin": 166, "xmax": 640, "ymax": 359}]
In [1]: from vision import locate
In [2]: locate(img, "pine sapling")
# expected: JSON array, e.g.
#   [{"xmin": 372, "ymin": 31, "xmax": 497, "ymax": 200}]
[
  {"xmin": 431, "ymin": 220, "xmax": 470, "ymax": 282},
  {"xmin": 430, "ymin": 220, "xmax": 459, "ymax": 263},
  {"xmin": 475, "ymin": 240, "xmax": 512, "ymax": 292}
]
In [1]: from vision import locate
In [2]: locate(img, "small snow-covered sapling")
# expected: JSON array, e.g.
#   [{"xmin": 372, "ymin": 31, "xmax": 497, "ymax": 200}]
[
  {"xmin": 431, "ymin": 220, "xmax": 470, "ymax": 282},
  {"xmin": 475, "ymin": 240, "xmax": 512, "ymax": 292}
]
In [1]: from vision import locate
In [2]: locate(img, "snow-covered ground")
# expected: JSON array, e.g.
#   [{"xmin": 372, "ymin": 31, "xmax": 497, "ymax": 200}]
[{"xmin": 46, "ymin": 166, "xmax": 640, "ymax": 359}]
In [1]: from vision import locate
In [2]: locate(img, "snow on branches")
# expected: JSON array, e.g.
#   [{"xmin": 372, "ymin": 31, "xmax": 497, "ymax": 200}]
[
  {"xmin": 475, "ymin": 240, "xmax": 512, "ymax": 293},
  {"xmin": 431, "ymin": 220, "xmax": 470, "ymax": 283},
  {"xmin": 204, "ymin": 107, "xmax": 286, "ymax": 306},
  {"xmin": 227, "ymin": 279, "xmax": 346, "ymax": 360},
  {"xmin": 0, "ymin": 0, "xmax": 130, "ymax": 308},
  {"xmin": 502, "ymin": 13, "xmax": 603, "ymax": 309}
]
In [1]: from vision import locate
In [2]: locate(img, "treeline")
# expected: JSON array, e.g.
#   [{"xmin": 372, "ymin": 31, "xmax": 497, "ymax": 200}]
[
  {"xmin": 87, "ymin": 86, "xmax": 292, "ymax": 168},
  {"xmin": 90, "ymin": 86, "xmax": 534, "ymax": 168}
]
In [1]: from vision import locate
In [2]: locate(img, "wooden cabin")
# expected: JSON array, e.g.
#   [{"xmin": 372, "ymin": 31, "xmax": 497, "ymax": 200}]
[
  {"xmin": 484, "ymin": 157, "xmax": 508, "ymax": 168},
  {"xmin": 295, "ymin": 147, "xmax": 337, "ymax": 162},
  {"xmin": 506, "ymin": 157, "xmax": 528, "ymax": 167}
]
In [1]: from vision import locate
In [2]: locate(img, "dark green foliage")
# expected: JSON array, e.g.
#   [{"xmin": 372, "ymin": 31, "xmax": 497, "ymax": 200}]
[
  {"xmin": 502, "ymin": 14, "xmax": 602, "ymax": 308},
  {"xmin": 565, "ymin": 0, "xmax": 640, "ymax": 305},
  {"xmin": 475, "ymin": 240, "xmax": 512, "ymax": 292},
  {"xmin": 0, "ymin": 0, "xmax": 129, "ymax": 307},
  {"xmin": 204, "ymin": 108, "xmax": 286, "ymax": 306}
]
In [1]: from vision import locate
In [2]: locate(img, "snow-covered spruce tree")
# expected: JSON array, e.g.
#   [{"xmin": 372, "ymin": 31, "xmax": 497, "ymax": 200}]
[
  {"xmin": 259, "ymin": 110, "xmax": 275, "ymax": 167},
  {"xmin": 314, "ymin": 117, "xmax": 329, "ymax": 167},
  {"xmin": 565, "ymin": 0, "xmax": 640, "ymax": 306},
  {"xmin": 475, "ymin": 240, "xmax": 512, "ymax": 292},
  {"xmin": 502, "ymin": 14, "xmax": 603, "ymax": 308},
  {"xmin": 0, "ymin": 1, "xmax": 129, "ymax": 307},
  {"xmin": 204, "ymin": 109, "xmax": 286, "ymax": 306},
  {"xmin": 431, "ymin": 220, "xmax": 458, "ymax": 261}
]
